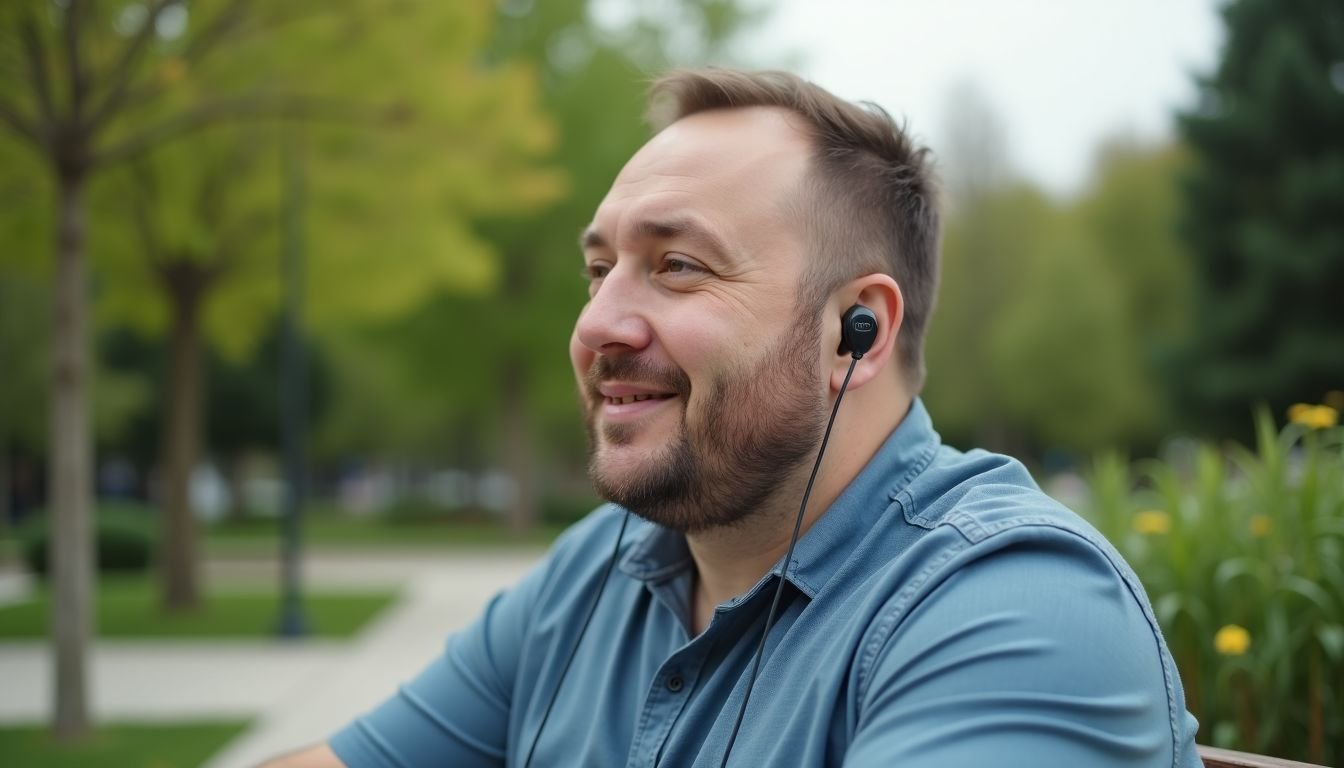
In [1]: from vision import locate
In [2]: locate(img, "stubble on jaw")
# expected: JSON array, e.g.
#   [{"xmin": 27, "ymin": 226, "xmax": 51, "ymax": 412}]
[{"xmin": 580, "ymin": 316, "xmax": 827, "ymax": 534}]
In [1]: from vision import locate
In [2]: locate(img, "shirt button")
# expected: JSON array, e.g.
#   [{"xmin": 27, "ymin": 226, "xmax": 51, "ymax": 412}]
[{"xmin": 666, "ymin": 675, "xmax": 684, "ymax": 693}]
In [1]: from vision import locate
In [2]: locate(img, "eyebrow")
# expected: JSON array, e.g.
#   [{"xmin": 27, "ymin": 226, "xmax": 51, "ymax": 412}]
[{"xmin": 579, "ymin": 217, "xmax": 730, "ymax": 259}]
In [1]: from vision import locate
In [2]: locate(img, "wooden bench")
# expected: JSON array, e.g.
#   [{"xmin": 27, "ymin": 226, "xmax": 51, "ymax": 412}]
[{"xmin": 1199, "ymin": 745, "xmax": 1329, "ymax": 767}]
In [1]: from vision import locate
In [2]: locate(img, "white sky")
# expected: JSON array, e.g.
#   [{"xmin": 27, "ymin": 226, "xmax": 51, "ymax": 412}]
[{"xmin": 737, "ymin": 0, "xmax": 1225, "ymax": 197}]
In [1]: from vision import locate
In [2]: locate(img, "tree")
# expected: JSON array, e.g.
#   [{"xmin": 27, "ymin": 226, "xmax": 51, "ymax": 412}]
[
  {"xmin": 986, "ymin": 196, "xmax": 1157, "ymax": 453},
  {"xmin": 0, "ymin": 0, "xmax": 558, "ymax": 739},
  {"xmin": 1076, "ymin": 139, "xmax": 1191, "ymax": 449},
  {"xmin": 89, "ymin": 12, "xmax": 560, "ymax": 608},
  {"xmin": 927, "ymin": 131, "xmax": 1193, "ymax": 457},
  {"xmin": 1172, "ymin": 0, "xmax": 1344, "ymax": 439},
  {"xmin": 922, "ymin": 83, "xmax": 1024, "ymax": 452}
]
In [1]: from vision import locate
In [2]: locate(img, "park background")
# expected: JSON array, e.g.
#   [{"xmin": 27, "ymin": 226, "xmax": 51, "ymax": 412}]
[{"xmin": 1, "ymin": 0, "xmax": 1341, "ymax": 765}]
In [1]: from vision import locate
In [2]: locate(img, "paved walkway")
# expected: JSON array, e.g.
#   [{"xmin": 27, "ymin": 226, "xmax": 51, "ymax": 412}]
[{"xmin": 0, "ymin": 549, "xmax": 542, "ymax": 767}]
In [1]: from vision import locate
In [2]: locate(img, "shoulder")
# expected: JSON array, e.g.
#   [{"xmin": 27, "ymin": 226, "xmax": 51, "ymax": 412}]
[
  {"xmin": 849, "ymin": 447, "xmax": 1195, "ymax": 764},
  {"xmin": 883, "ymin": 444, "xmax": 1158, "ymax": 650},
  {"xmin": 894, "ymin": 445, "xmax": 1140, "ymax": 587},
  {"xmin": 850, "ymin": 529, "xmax": 1194, "ymax": 766}
]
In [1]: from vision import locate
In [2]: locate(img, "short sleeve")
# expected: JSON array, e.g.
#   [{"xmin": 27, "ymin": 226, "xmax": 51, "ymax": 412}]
[
  {"xmin": 845, "ymin": 532, "xmax": 1193, "ymax": 767},
  {"xmin": 329, "ymin": 556, "xmax": 553, "ymax": 768}
]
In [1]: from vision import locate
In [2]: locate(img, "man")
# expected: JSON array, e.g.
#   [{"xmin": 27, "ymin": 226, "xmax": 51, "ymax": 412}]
[{"xmin": 268, "ymin": 69, "xmax": 1201, "ymax": 767}]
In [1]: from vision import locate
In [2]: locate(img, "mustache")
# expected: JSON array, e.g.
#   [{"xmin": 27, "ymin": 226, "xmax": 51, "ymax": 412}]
[{"xmin": 584, "ymin": 355, "xmax": 692, "ymax": 401}]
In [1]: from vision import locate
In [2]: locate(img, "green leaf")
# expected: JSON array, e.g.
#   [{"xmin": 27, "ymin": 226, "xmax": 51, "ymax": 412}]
[{"xmin": 1316, "ymin": 624, "xmax": 1344, "ymax": 663}]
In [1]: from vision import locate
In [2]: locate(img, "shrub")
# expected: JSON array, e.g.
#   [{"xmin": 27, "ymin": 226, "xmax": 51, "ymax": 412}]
[
  {"xmin": 1084, "ymin": 405, "xmax": 1343, "ymax": 764},
  {"xmin": 20, "ymin": 502, "xmax": 155, "ymax": 578}
]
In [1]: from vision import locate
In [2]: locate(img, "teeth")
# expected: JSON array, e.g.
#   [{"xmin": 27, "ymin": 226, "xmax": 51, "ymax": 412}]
[{"xmin": 610, "ymin": 394, "xmax": 663, "ymax": 405}]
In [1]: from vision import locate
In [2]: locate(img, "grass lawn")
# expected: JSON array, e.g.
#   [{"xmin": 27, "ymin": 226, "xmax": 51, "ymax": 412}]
[
  {"xmin": 0, "ymin": 721, "xmax": 248, "ymax": 768},
  {"xmin": 206, "ymin": 515, "xmax": 566, "ymax": 551},
  {"xmin": 0, "ymin": 516, "xmax": 566, "ymax": 569},
  {"xmin": 0, "ymin": 575, "xmax": 396, "ymax": 640},
  {"xmin": 0, "ymin": 502, "xmax": 580, "ymax": 567}
]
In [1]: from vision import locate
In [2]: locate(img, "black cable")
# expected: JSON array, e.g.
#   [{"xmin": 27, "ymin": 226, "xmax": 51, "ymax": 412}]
[
  {"xmin": 718, "ymin": 356, "xmax": 861, "ymax": 768},
  {"xmin": 523, "ymin": 509, "xmax": 632, "ymax": 768}
]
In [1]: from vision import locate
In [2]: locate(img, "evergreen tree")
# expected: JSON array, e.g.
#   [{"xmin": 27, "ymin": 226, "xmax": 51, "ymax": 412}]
[{"xmin": 1172, "ymin": 0, "xmax": 1344, "ymax": 438}]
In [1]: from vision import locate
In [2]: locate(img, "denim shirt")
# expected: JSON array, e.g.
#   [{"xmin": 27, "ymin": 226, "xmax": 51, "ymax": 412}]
[{"xmin": 330, "ymin": 399, "xmax": 1202, "ymax": 767}]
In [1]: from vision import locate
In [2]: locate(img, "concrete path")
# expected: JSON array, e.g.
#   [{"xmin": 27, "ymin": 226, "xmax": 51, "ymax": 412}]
[
  {"xmin": 0, "ymin": 549, "xmax": 542, "ymax": 767},
  {"xmin": 0, "ymin": 570, "xmax": 33, "ymax": 608},
  {"xmin": 0, "ymin": 640, "xmax": 349, "ymax": 722}
]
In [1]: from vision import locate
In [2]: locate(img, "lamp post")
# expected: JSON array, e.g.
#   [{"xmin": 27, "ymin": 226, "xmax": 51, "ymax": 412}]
[{"xmin": 277, "ymin": 127, "xmax": 309, "ymax": 638}]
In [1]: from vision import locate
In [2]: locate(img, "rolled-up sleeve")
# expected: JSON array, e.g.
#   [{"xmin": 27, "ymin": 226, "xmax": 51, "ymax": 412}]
[{"xmin": 845, "ymin": 533, "xmax": 1194, "ymax": 767}]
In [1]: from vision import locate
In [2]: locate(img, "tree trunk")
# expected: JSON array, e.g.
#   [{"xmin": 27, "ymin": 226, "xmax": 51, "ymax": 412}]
[
  {"xmin": 49, "ymin": 172, "xmax": 93, "ymax": 741},
  {"xmin": 160, "ymin": 271, "xmax": 205, "ymax": 612},
  {"xmin": 501, "ymin": 357, "xmax": 537, "ymax": 533}
]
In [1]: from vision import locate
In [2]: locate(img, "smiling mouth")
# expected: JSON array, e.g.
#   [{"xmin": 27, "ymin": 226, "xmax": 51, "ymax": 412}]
[{"xmin": 605, "ymin": 393, "xmax": 677, "ymax": 406}]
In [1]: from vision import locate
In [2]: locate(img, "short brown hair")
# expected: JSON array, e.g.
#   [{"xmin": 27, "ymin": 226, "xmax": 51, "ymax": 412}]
[{"xmin": 647, "ymin": 68, "xmax": 941, "ymax": 391}]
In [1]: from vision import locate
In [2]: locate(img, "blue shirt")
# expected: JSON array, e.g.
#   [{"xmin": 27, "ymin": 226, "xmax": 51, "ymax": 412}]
[{"xmin": 330, "ymin": 400, "xmax": 1202, "ymax": 767}]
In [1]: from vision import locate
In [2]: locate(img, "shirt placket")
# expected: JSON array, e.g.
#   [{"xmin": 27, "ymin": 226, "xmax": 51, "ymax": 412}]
[
  {"xmin": 625, "ymin": 570, "xmax": 711, "ymax": 768},
  {"xmin": 625, "ymin": 637, "xmax": 712, "ymax": 768}
]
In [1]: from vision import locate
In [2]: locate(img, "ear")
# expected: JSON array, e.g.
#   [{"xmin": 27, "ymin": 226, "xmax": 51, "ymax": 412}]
[{"xmin": 828, "ymin": 274, "xmax": 903, "ymax": 394}]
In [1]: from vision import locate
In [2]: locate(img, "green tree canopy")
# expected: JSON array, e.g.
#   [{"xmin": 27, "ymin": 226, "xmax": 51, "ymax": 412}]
[
  {"xmin": 1172, "ymin": 0, "xmax": 1344, "ymax": 439},
  {"xmin": 926, "ymin": 139, "xmax": 1190, "ymax": 458}
]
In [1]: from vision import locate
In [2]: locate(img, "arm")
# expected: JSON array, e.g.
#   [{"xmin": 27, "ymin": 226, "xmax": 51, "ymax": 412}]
[
  {"xmin": 845, "ymin": 533, "xmax": 1189, "ymax": 767},
  {"xmin": 261, "ymin": 743, "xmax": 346, "ymax": 767},
  {"xmin": 316, "ymin": 555, "xmax": 555, "ymax": 767}
]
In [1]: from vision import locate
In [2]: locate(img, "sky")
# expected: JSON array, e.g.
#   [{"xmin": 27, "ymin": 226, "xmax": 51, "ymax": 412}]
[{"xmin": 738, "ymin": 0, "xmax": 1226, "ymax": 197}]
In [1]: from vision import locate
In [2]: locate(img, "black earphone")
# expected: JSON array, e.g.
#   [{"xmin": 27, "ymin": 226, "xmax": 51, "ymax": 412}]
[
  {"xmin": 839, "ymin": 305, "xmax": 878, "ymax": 358},
  {"xmin": 525, "ymin": 305, "xmax": 880, "ymax": 768}
]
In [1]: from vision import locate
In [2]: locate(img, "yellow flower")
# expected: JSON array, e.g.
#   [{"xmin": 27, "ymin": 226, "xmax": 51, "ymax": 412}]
[
  {"xmin": 1287, "ymin": 403, "xmax": 1339, "ymax": 430},
  {"xmin": 1133, "ymin": 510, "xmax": 1171, "ymax": 535},
  {"xmin": 1215, "ymin": 624, "xmax": 1251, "ymax": 656},
  {"xmin": 1249, "ymin": 515, "xmax": 1272, "ymax": 538}
]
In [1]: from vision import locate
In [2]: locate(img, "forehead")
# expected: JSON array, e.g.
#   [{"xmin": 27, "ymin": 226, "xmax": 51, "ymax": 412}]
[{"xmin": 590, "ymin": 107, "xmax": 813, "ymax": 255}]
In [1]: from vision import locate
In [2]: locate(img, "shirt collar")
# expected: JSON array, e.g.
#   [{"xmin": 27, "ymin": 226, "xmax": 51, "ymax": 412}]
[{"xmin": 618, "ymin": 398, "xmax": 941, "ymax": 594}]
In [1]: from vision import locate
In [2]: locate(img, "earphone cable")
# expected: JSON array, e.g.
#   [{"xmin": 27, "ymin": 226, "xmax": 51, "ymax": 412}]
[
  {"xmin": 523, "ymin": 508, "xmax": 632, "ymax": 768},
  {"xmin": 718, "ymin": 355, "xmax": 861, "ymax": 768}
]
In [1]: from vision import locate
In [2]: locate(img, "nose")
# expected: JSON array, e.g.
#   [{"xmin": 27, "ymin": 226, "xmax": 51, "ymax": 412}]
[{"xmin": 573, "ymin": 267, "xmax": 654, "ymax": 356}]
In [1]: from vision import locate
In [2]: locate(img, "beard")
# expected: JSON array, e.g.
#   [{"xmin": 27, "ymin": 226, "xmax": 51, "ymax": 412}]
[{"xmin": 582, "ymin": 315, "xmax": 829, "ymax": 534}]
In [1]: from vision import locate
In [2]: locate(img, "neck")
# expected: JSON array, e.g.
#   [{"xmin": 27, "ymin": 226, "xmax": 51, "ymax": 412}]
[{"xmin": 685, "ymin": 392, "xmax": 912, "ymax": 634}]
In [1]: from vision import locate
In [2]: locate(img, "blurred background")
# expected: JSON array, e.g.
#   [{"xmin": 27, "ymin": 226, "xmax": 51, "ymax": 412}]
[{"xmin": 1, "ymin": 0, "xmax": 1341, "ymax": 765}]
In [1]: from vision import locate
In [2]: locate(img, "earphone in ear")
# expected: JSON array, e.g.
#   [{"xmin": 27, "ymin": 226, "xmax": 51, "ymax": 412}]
[{"xmin": 838, "ymin": 305, "xmax": 878, "ymax": 359}]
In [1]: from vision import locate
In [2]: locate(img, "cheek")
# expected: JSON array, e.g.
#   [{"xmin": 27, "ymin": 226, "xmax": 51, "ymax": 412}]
[{"xmin": 674, "ymin": 323, "xmax": 752, "ymax": 380}]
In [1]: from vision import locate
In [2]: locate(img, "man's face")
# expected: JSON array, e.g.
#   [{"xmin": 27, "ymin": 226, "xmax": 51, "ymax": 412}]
[{"xmin": 570, "ymin": 108, "xmax": 830, "ymax": 533}]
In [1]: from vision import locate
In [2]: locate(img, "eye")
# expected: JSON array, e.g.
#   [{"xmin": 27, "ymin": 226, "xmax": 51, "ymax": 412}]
[
  {"xmin": 658, "ymin": 255, "xmax": 707, "ymax": 276},
  {"xmin": 582, "ymin": 261, "xmax": 612, "ymax": 281},
  {"xmin": 581, "ymin": 261, "xmax": 611, "ymax": 296}
]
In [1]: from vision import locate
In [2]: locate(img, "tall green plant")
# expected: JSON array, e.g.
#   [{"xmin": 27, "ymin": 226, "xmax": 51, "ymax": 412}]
[{"xmin": 1084, "ymin": 404, "xmax": 1343, "ymax": 762}]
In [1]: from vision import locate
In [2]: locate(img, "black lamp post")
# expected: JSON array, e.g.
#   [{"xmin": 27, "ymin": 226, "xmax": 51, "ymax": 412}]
[{"xmin": 277, "ymin": 127, "xmax": 309, "ymax": 638}]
